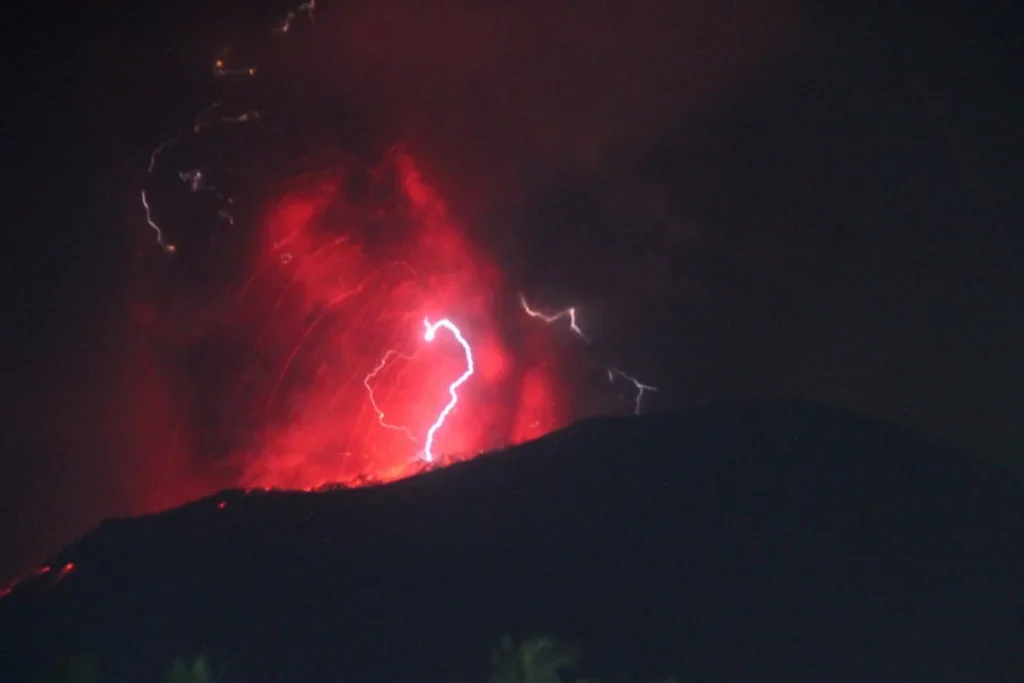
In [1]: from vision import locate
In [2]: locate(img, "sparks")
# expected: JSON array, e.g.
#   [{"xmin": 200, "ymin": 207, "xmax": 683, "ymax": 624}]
[{"xmin": 422, "ymin": 318, "xmax": 475, "ymax": 463}]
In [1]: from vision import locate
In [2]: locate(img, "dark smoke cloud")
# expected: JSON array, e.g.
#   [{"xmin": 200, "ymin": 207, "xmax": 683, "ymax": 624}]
[{"xmin": 312, "ymin": 0, "xmax": 806, "ymax": 217}]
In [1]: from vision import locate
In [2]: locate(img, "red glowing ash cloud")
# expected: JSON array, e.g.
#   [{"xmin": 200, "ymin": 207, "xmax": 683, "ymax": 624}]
[{"xmin": 222, "ymin": 148, "xmax": 570, "ymax": 490}]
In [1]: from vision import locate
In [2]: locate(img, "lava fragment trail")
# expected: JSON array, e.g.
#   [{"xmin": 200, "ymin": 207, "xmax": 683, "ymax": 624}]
[{"xmin": 0, "ymin": 562, "xmax": 75, "ymax": 602}]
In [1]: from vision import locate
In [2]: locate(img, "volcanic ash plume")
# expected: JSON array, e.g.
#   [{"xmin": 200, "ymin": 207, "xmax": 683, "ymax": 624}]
[{"xmin": 170, "ymin": 149, "xmax": 572, "ymax": 491}]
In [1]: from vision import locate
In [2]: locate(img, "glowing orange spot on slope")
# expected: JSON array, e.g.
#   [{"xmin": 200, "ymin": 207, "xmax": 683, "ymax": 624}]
[{"xmin": 0, "ymin": 562, "xmax": 75, "ymax": 601}]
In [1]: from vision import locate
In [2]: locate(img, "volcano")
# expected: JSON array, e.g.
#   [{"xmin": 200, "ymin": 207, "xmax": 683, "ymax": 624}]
[
  {"xmin": 137, "ymin": 147, "xmax": 635, "ymax": 498},
  {"xmin": 2, "ymin": 400, "xmax": 1023, "ymax": 683}
]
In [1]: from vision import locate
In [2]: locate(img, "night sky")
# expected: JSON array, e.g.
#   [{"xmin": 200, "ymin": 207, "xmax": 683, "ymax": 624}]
[{"xmin": 1, "ymin": 0, "xmax": 1020, "ymax": 582}]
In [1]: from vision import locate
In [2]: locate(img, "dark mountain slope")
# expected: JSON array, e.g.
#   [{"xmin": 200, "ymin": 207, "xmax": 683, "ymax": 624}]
[{"xmin": 2, "ymin": 399, "xmax": 1023, "ymax": 683}]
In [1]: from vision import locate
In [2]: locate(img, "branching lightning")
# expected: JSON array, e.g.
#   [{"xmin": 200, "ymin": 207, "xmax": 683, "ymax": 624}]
[
  {"xmin": 607, "ymin": 368, "xmax": 659, "ymax": 415},
  {"xmin": 519, "ymin": 292, "xmax": 659, "ymax": 415},
  {"xmin": 518, "ymin": 292, "xmax": 586, "ymax": 339},
  {"xmin": 133, "ymin": 0, "xmax": 659, "ymax": 492},
  {"xmin": 141, "ymin": 1, "xmax": 315, "ymax": 254},
  {"xmin": 360, "ymin": 318, "xmax": 475, "ymax": 464},
  {"xmin": 363, "ymin": 349, "xmax": 419, "ymax": 443}
]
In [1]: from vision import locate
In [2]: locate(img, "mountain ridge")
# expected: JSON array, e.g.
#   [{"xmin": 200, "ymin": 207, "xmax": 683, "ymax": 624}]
[{"xmin": 2, "ymin": 398, "xmax": 1023, "ymax": 683}]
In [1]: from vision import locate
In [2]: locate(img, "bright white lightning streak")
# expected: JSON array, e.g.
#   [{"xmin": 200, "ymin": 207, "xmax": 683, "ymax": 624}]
[
  {"xmin": 422, "ymin": 318, "xmax": 475, "ymax": 463},
  {"xmin": 363, "ymin": 349, "xmax": 418, "ymax": 442},
  {"xmin": 518, "ymin": 292, "xmax": 586, "ymax": 339}
]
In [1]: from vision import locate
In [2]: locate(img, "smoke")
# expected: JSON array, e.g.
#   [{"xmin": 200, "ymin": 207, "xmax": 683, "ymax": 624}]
[
  {"xmin": 311, "ymin": 0, "xmax": 805, "ymax": 218},
  {"xmin": 146, "ymin": 0, "xmax": 803, "ymax": 497},
  {"xmin": 2, "ymin": 0, "xmax": 806, "ymax": 581}
]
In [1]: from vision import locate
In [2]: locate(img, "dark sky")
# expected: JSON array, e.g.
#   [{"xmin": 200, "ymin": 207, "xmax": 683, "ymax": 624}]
[{"xmin": 1, "ymin": 0, "xmax": 1021, "ymax": 582}]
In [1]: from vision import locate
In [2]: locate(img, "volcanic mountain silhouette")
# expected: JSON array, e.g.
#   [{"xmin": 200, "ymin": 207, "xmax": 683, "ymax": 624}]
[{"xmin": 2, "ymin": 399, "xmax": 1023, "ymax": 683}]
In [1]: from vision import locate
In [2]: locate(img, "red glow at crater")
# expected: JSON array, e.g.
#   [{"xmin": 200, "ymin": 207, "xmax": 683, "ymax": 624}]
[{"xmin": 206, "ymin": 148, "xmax": 572, "ymax": 491}]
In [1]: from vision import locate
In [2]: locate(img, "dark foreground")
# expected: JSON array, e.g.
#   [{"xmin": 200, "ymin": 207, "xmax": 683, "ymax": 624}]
[{"xmin": 2, "ymin": 399, "xmax": 1023, "ymax": 682}]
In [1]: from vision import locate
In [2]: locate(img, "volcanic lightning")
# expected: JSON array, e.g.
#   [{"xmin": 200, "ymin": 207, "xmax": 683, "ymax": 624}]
[
  {"xmin": 130, "ymin": 0, "xmax": 659, "ymax": 496},
  {"xmin": 518, "ymin": 292, "xmax": 587, "ymax": 339},
  {"xmin": 422, "ymin": 318, "xmax": 475, "ymax": 463},
  {"xmin": 140, "ymin": 189, "xmax": 174, "ymax": 254},
  {"xmin": 141, "ymin": 0, "xmax": 313, "ymax": 254},
  {"xmin": 608, "ymin": 368, "xmax": 659, "ymax": 416},
  {"xmin": 361, "ymin": 318, "xmax": 476, "ymax": 464},
  {"xmin": 363, "ymin": 349, "xmax": 419, "ymax": 443},
  {"xmin": 518, "ymin": 292, "xmax": 659, "ymax": 415}
]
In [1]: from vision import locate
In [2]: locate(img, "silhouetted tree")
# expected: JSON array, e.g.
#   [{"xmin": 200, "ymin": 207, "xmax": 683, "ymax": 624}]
[
  {"xmin": 489, "ymin": 637, "xmax": 678, "ymax": 683},
  {"xmin": 490, "ymin": 636, "xmax": 582, "ymax": 683},
  {"xmin": 163, "ymin": 656, "xmax": 217, "ymax": 683}
]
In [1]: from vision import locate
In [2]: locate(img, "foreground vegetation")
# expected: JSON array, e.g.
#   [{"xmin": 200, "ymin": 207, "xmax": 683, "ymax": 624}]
[
  {"xmin": 488, "ymin": 636, "xmax": 676, "ymax": 683},
  {"xmin": 38, "ymin": 636, "xmax": 675, "ymax": 683}
]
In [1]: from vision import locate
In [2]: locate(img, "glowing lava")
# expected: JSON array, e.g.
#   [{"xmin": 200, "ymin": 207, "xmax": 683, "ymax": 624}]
[
  {"xmin": 130, "ymin": 1, "xmax": 657, "ymax": 502},
  {"xmin": 180, "ymin": 148, "xmax": 572, "ymax": 491},
  {"xmin": 140, "ymin": 147, "xmax": 656, "ymax": 498},
  {"xmin": 0, "ymin": 562, "xmax": 75, "ymax": 601}
]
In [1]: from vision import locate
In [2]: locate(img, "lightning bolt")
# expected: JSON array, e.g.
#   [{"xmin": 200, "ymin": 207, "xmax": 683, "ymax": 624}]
[
  {"xmin": 518, "ymin": 292, "xmax": 586, "ymax": 339},
  {"xmin": 422, "ymin": 318, "xmax": 475, "ymax": 463},
  {"xmin": 518, "ymin": 292, "xmax": 659, "ymax": 415},
  {"xmin": 141, "ymin": 0, "xmax": 315, "ymax": 254},
  {"xmin": 363, "ymin": 349, "xmax": 419, "ymax": 442},
  {"xmin": 361, "ymin": 317, "xmax": 475, "ymax": 464},
  {"xmin": 140, "ymin": 189, "xmax": 175, "ymax": 254},
  {"xmin": 607, "ymin": 368, "xmax": 659, "ymax": 415}
]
